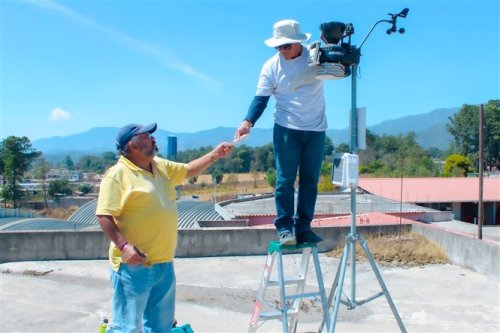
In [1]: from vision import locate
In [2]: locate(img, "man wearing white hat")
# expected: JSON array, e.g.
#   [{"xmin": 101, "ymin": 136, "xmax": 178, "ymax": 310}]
[{"xmin": 235, "ymin": 19, "xmax": 326, "ymax": 246}]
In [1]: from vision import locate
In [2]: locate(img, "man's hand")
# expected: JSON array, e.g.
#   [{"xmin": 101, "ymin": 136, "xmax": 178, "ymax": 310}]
[
  {"xmin": 235, "ymin": 120, "xmax": 253, "ymax": 139},
  {"xmin": 187, "ymin": 141, "xmax": 233, "ymax": 178},
  {"xmin": 121, "ymin": 243, "xmax": 147, "ymax": 266},
  {"xmin": 210, "ymin": 142, "xmax": 233, "ymax": 161}
]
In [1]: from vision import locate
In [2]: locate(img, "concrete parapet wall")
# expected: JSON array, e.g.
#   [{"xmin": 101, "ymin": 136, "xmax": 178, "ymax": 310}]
[
  {"xmin": 419, "ymin": 211, "xmax": 455, "ymax": 222},
  {"xmin": 0, "ymin": 230, "xmax": 110, "ymax": 262},
  {"xmin": 177, "ymin": 224, "xmax": 409, "ymax": 257},
  {"xmin": 0, "ymin": 224, "xmax": 409, "ymax": 263},
  {"xmin": 2, "ymin": 223, "xmax": 498, "ymax": 277},
  {"xmin": 412, "ymin": 222, "xmax": 499, "ymax": 276}
]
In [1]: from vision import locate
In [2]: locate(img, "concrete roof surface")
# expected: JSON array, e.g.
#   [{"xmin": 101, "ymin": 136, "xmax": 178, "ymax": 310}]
[{"xmin": 1, "ymin": 251, "xmax": 499, "ymax": 333}]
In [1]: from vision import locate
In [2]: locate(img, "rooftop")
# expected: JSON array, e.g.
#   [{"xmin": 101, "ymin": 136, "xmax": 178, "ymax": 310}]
[{"xmin": 2, "ymin": 235, "xmax": 499, "ymax": 332}]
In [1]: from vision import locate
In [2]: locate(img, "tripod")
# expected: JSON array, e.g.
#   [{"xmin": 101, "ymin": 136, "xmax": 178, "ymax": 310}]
[
  {"xmin": 322, "ymin": 61, "xmax": 407, "ymax": 332},
  {"xmin": 310, "ymin": 10, "xmax": 410, "ymax": 331}
]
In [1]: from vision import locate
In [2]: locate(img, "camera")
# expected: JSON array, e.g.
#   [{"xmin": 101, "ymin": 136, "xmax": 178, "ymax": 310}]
[{"xmin": 309, "ymin": 22, "xmax": 360, "ymax": 79}]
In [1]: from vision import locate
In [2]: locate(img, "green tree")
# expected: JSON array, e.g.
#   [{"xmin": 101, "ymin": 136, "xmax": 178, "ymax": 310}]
[
  {"xmin": 76, "ymin": 152, "xmax": 116, "ymax": 173},
  {"xmin": 324, "ymin": 136, "xmax": 334, "ymax": 157},
  {"xmin": 48, "ymin": 179, "xmax": 72, "ymax": 202},
  {"xmin": 0, "ymin": 136, "xmax": 41, "ymax": 208},
  {"xmin": 483, "ymin": 100, "xmax": 500, "ymax": 170},
  {"xmin": 318, "ymin": 176, "xmax": 335, "ymax": 192},
  {"xmin": 78, "ymin": 183, "xmax": 94, "ymax": 195},
  {"xmin": 358, "ymin": 132, "xmax": 439, "ymax": 177},
  {"xmin": 265, "ymin": 168, "xmax": 277, "ymax": 188},
  {"xmin": 320, "ymin": 161, "xmax": 332, "ymax": 177},
  {"xmin": 447, "ymin": 100, "xmax": 500, "ymax": 170},
  {"xmin": 252, "ymin": 144, "xmax": 274, "ymax": 172},
  {"xmin": 426, "ymin": 147, "xmax": 444, "ymax": 159},
  {"xmin": 32, "ymin": 157, "xmax": 52, "ymax": 209},
  {"xmin": 334, "ymin": 143, "xmax": 350, "ymax": 154},
  {"xmin": 101, "ymin": 152, "xmax": 119, "ymax": 171},
  {"xmin": 235, "ymin": 148, "xmax": 253, "ymax": 172},
  {"xmin": 447, "ymin": 104, "xmax": 478, "ymax": 166},
  {"xmin": 64, "ymin": 155, "xmax": 74, "ymax": 170},
  {"xmin": 443, "ymin": 154, "xmax": 473, "ymax": 177},
  {"xmin": 211, "ymin": 170, "xmax": 223, "ymax": 185}
]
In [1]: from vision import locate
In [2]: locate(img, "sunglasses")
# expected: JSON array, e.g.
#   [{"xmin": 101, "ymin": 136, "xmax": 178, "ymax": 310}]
[
  {"xmin": 134, "ymin": 132, "xmax": 154, "ymax": 140},
  {"xmin": 275, "ymin": 43, "xmax": 293, "ymax": 51}
]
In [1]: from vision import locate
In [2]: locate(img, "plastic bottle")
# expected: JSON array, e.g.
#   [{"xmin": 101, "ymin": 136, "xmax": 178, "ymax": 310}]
[{"xmin": 98, "ymin": 316, "xmax": 108, "ymax": 333}]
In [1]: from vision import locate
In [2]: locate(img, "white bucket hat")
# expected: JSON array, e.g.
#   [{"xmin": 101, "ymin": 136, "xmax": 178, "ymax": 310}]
[{"xmin": 264, "ymin": 19, "xmax": 311, "ymax": 47}]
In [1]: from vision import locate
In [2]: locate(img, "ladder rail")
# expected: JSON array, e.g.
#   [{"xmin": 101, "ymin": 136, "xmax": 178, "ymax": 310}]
[
  {"xmin": 249, "ymin": 252, "xmax": 275, "ymax": 332},
  {"xmin": 289, "ymin": 247, "xmax": 312, "ymax": 331}
]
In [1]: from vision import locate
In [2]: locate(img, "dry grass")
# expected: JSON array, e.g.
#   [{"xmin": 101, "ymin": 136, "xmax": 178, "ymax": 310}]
[
  {"xmin": 39, "ymin": 206, "xmax": 79, "ymax": 220},
  {"xmin": 182, "ymin": 172, "xmax": 274, "ymax": 201},
  {"xmin": 328, "ymin": 231, "xmax": 448, "ymax": 267}
]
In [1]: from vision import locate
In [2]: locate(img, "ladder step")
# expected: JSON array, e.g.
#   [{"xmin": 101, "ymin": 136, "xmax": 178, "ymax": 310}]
[
  {"xmin": 258, "ymin": 310, "xmax": 281, "ymax": 320},
  {"xmin": 259, "ymin": 308, "xmax": 299, "ymax": 320},
  {"xmin": 285, "ymin": 291, "xmax": 323, "ymax": 300},
  {"xmin": 268, "ymin": 275, "xmax": 304, "ymax": 286}
]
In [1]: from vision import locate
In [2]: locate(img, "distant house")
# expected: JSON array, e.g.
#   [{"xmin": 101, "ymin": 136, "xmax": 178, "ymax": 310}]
[
  {"xmin": 68, "ymin": 171, "xmax": 83, "ymax": 182},
  {"xmin": 83, "ymin": 173, "xmax": 103, "ymax": 183},
  {"xmin": 47, "ymin": 168, "xmax": 64, "ymax": 180},
  {"xmin": 359, "ymin": 177, "xmax": 500, "ymax": 225},
  {"xmin": 47, "ymin": 169, "xmax": 83, "ymax": 182}
]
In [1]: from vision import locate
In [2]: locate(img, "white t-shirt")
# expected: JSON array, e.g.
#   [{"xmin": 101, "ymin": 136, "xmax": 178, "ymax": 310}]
[{"xmin": 255, "ymin": 46, "xmax": 327, "ymax": 131}]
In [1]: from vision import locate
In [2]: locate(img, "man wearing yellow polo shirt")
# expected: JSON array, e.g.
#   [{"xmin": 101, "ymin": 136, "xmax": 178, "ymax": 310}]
[{"xmin": 96, "ymin": 122, "xmax": 232, "ymax": 333}]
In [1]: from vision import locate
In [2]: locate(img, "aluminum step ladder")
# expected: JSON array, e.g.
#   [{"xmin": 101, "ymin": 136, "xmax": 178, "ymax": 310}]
[{"xmin": 249, "ymin": 241, "xmax": 330, "ymax": 333}]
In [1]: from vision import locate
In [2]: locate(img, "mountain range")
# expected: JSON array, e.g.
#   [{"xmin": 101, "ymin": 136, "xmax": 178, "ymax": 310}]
[{"xmin": 33, "ymin": 107, "xmax": 459, "ymax": 161}]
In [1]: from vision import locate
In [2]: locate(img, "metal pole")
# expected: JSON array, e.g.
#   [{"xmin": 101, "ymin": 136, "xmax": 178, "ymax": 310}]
[
  {"xmin": 399, "ymin": 155, "xmax": 404, "ymax": 238},
  {"xmin": 349, "ymin": 63, "xmax": 358, "ymax": 306},
  {"xmin": 478, "ymin": 104, "xmax": 484, "ymax": 239}
]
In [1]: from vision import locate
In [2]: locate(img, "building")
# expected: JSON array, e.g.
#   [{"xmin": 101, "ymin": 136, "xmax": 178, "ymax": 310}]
[
  {"xmin": 167, "ymin": 135, "xmax": 178, "ymax": 160},
  {"xmin": 358, "ymin": 177, "xmax": 500, "ymax": 225}
]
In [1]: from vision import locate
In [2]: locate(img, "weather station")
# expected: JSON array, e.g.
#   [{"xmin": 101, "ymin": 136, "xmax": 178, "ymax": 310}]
[{"xmin": 308, "ymin": 8, "xmax": 410, "ymax": 333}]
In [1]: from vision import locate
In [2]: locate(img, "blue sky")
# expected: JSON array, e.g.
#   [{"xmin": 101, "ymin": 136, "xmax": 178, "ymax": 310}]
[{"xmin": 1, "ymin": 0, "xmax": 499, "ymax": 141}]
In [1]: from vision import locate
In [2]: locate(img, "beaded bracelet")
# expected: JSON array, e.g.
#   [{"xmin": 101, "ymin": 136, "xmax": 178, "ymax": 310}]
[{"xmin": 118, "ymin": 241, "xmax": 128, "ymax": 251}]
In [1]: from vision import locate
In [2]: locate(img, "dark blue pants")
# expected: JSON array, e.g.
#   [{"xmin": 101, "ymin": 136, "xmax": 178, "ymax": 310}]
[{"xmin": 273, "ymin": 123, "xmax": 325, "ymax": 235}]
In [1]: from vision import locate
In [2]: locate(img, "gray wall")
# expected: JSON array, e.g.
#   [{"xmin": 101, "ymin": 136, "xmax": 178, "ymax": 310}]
[
  {"xmin": 0, "ymin": 225, "xmax": 408, "ymax": 262},
  {"xmin": 412, "ymin": 223, "xmax": 499, "ymax": 276},
  {"xmin": 1, "ymin": 223, "xmax": 497, "ymax": 277}
]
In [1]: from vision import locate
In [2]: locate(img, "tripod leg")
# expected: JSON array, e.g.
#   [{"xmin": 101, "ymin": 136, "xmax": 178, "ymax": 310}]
[
  {"xmin": 311, "ymin": 247, "xmax": 330, "ymax": 332},
  {"xmin": 318, "ymin": 242, "xmax": 344, "ymax": 332},
  {"xmin": 358, "ymin": 235, "xmax": 407, "ymax": 333},
  {"xmin": 326, "ymin": 241, "xmax": 350, "ymax": 333}
]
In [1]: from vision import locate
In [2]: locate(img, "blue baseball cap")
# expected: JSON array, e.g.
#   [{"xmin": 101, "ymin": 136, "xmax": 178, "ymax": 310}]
[{"xmin": 116, "ymin": 123, "xmax": 157, "ymax": 151}]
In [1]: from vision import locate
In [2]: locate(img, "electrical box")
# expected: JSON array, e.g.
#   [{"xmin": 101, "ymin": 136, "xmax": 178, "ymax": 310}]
[{"xmin": 331, "ymin": 153, "xmax": 359, "ymax": 187}]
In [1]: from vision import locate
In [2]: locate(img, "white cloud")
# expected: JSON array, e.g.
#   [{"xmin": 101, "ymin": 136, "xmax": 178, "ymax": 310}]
[{"xmin": 49, "ymin": 108, "xmax": 71, "ymax": 121}]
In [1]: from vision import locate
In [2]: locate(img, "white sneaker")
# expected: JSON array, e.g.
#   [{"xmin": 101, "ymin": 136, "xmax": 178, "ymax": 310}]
[{"xmin": 279, "ymin": 231, "xmax": 297, "ymax": 246}]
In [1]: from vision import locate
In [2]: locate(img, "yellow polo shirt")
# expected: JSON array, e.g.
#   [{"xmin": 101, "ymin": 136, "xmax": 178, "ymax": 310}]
[{"xmin": 96, "ymin": 156, "xmax": 188, "ymax": 271}]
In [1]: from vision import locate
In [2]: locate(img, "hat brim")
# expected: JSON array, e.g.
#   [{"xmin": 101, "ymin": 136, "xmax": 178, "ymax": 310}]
[
  {"xmin": 264, "ymin": 33, "xmax": 311, "ymax": 47},
  {"xmin": 137, "ymin": 123, "xmax": 157, "ymax": 135}
]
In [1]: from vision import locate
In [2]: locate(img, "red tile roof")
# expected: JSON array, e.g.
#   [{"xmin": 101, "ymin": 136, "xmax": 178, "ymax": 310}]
[
  {"xmin": 312, "ymin": 212, "xmax": 415, "ymax": 227},
  {"xmin": 359, "ymin": 177, "xmax": 500, "ymax": 203}
]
